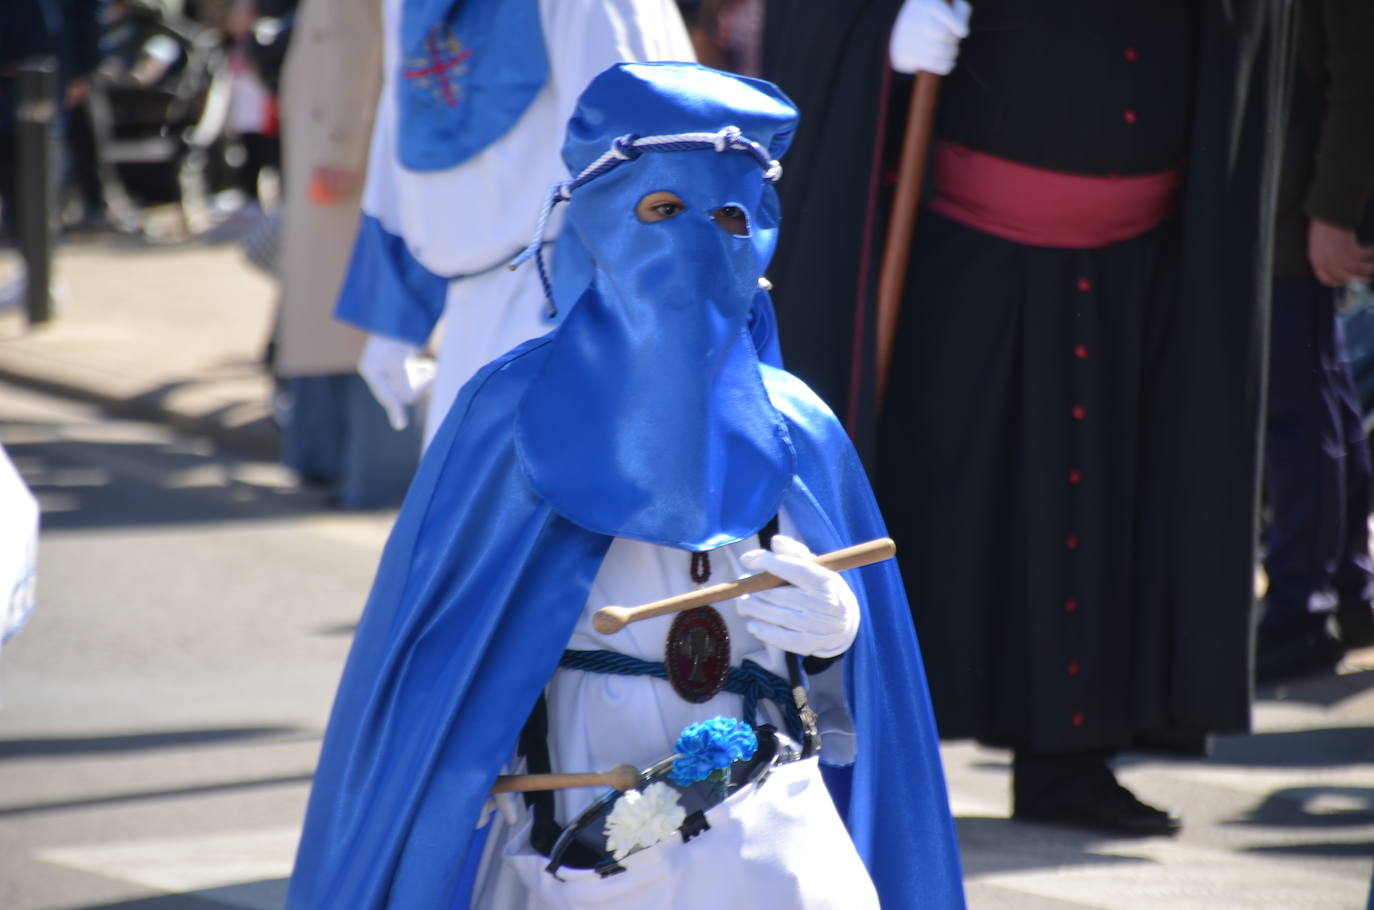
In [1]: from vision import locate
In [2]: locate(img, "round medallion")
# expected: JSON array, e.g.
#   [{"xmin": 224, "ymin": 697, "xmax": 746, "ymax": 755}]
[{"xmin": 665, "ymin": 605, "xmax": 731, "ymax": 703}]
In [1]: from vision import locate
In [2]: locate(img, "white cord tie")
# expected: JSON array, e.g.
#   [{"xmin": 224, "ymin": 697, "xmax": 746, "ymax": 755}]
[{"xmin": 713, "ymin": 125, "xmax": 742, "ymax": 152}]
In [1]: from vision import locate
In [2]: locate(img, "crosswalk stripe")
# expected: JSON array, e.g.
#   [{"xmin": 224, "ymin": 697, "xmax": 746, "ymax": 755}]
[{"xmin": 36, "ymin": 827, "xmax": 297, "ymax": 909}]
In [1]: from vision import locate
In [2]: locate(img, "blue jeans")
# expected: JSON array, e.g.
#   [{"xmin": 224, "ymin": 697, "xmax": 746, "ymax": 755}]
[{"xmin": 1263, "ymin": 277, "xmax": 1374, "ymax": 629}]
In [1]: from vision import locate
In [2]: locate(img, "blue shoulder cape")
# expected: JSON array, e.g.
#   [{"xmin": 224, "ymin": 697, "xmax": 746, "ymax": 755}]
[
  {"xmin": 286, "ymin": 341, "xmax": 965, "ymax": 909},
  {"xmin": 398, "ymin": 0, "xmax": 548, "ymax": 171}
]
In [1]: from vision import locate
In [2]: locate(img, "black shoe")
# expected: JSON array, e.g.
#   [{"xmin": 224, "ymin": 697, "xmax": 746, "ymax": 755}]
[
  {"xmin": 1337, "ymin": 600, "xmax": 1374, "ymax": 650},
  {"xmin": 1014, "ymin": 779, "xmax": 1181, "ymax": 837},
  {"xmin": 1256, "ymin": 619, "xmax": 1344, "ymax": 683},
  {"xmin": 1013, "ymin": 756, "xmax": 1181, "ymax": 837}
]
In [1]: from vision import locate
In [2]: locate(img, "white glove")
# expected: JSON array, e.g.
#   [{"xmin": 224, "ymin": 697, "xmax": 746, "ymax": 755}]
[
  {"xmin": 477, "ymin": 790, "xmax": 524, "ymax": 830},
  {"xmin": 889, "ymin": 0, "xmax": 972, "ymax": 76},
  {"xmin": 736, "ymin": 535, "xmax": 860, "ymax": 659},
  {"xmin": 357, "ymin": 334, "xmax": 436, "ymax": 431}
]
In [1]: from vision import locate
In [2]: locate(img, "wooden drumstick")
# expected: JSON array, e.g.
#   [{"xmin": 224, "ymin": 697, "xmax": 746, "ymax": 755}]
[
  {"xmin": 492, "ymin": 764, "xmax": 642, "ymax": 794},
  {"xmin": 592, "ymin": 537, "xmax": 896, "ymax": 634}
]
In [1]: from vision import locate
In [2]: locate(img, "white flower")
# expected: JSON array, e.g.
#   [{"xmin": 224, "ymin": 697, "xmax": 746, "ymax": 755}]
[{"xmin": 603, "ymin": 782, "xmax": 687, "ymax": 860}]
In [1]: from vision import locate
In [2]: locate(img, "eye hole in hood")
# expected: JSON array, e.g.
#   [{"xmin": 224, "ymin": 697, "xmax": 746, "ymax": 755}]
[{"xmin": 711, "ymin": 204, "xmax": 750, "ymax": 236}]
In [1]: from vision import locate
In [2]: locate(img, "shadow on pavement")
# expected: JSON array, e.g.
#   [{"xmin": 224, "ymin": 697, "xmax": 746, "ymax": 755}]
[
  {"xmin": 59, "ymin": 897, "xmax": 240, "ymax": 910},
  {"xmin": 1, "ymin": 419, "xmax": 341, "ymax": 529},
  {"xmin": 1241, "ymin": 840, "xmax": 1374, "ymax": 858},
  {"xmin": 0, "ymin": 725, "xmax": 303, "ymax": 759},
  {"xmin": 954, "ymin": 815, "xmax": 1156, "ymax": 878},
  {"xmin": 192, "ymin": 877, "xmax": 288, "ymax": 910},
  {"xmin": 970, "ymin": 759, "xmax": 1012, "ymax": 773},
  {"xmin": 59, "ymin": 875, "xmax": 290, "ymax": 910},
  {"xmin": 312, "ymin": 622, "xmax": 358, "ymax": 637},
  {"xmin": 0, "ymin": 771, "xmax": 313, "ymax": 819},
  {"xmin": 1227, "ymin": 786, "xmax": 1374, "ymax": 830}
]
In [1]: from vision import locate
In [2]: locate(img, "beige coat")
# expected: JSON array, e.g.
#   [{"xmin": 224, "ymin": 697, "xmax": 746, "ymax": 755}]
[{"xmin": 273, "ymin": 0, "xmax": 383, "ymax": 377}]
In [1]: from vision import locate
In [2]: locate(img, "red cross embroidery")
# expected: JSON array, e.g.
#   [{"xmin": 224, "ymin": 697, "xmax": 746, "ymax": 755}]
[{"xmin": 404, "ymin": 29, "xmax": 473, "ymax": 109}]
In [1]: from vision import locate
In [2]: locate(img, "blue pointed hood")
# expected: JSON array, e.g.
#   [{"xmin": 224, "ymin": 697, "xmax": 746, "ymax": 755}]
[{"xmin": 516, "ymin": 63, "xmax": 800, "ymax": 550}]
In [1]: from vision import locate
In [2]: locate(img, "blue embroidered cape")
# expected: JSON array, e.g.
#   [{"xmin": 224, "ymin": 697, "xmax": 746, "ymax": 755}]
[{"xmin": 397, "ymin": 0, "xmax": 548, "ymax": 171}]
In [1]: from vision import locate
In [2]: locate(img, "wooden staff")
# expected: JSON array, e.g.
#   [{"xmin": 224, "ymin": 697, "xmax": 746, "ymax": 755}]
[
  {"xmin": 874, "ymin": 69, "xmax": 944, "ymax": 412},
  {"xmin": 493, "ymin": 764, "xmax": 641, "ymax": 794},
  {"xmin": 592, "ymin": 538, "xmax": 896, "ymax": 634}
]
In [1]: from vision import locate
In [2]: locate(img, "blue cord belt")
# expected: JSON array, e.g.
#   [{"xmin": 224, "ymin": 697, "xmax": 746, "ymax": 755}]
[{"xmin": 559, "ymin": 649, "xmax": 805, "ymax": 744}]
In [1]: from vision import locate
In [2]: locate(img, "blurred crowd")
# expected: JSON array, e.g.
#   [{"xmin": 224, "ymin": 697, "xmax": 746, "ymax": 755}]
[{"xmin": 0, "ymin": 0, "xmax": 289, "ymax": 238}]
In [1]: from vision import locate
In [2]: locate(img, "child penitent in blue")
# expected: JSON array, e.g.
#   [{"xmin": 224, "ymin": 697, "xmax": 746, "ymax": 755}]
[{"xmin": 287, "ymin": 62, "xmax": 966, "ymax": 910}]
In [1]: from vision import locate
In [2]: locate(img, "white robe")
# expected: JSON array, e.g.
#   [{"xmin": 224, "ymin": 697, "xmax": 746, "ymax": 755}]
[
  {"xmin": 0, "ymin": 444, "xmax": 38, "ymax": 659},
  {"xmin": 361, "ymin": 0, "xmax": 696, "ymax": 446},
  {"xmin": 468, "ymin": 513, "xmax": 879, "ymax": 909}
]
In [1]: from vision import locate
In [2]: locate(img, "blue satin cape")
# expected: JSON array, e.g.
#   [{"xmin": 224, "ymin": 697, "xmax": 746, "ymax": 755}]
[{"xmin": 285, "ymin": 345, "xmax": 966, "ymax": 909}]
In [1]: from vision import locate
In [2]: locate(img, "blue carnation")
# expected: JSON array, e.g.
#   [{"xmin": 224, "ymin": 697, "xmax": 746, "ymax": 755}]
[{"xmin": 670, "ymin": 717, "xmax": 758, "ymax": 786}]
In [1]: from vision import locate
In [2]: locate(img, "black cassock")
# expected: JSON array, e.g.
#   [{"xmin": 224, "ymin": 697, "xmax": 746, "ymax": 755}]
[{"xmin": 763, "ymin": 0, "xmax": 1292, "ymax": 752}]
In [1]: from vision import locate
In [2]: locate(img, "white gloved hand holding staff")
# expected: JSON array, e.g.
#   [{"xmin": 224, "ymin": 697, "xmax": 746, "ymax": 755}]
[
  {"xmin": 888, "ymin": 0, "xmax": 972, "ymax": 76},
  {"xmin": 737, "ymin": 535, "xmax": 861, "ymax": 659}
]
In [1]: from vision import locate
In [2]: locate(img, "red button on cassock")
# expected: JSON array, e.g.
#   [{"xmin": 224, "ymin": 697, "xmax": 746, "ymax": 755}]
[
  {"xmin": 1123, "ymin": 109, "xmax": 1137, "ymax": 125},
  {"xmin": 1074, "ymin": 344, "xmax": 1088, "ymax": 359},
  {"xmin": 1066, "ymin": 535, "xmax": 1080, "ymax": 551},
  {"xmin": 1065, "ymin": 598, "xmax": 1079, "ymax": 613},
  {"xmin": 1068, "ymin": 659, "xmax": 1081, "ymax": 676},
  {"xmin": 1072, "ymin": 405, "xmax": 1086, "ymax": 420},
  {"xmin": 1069, "ymin": 468, "xmax": 1082, "ymax": 484},
  {"xmin": 1124, "ymin": 47, "xmax": 1139, "ymax": 62},
  {"xmin": 1076, "ymin": 277, "xmax": 1092, "ymax": 292},
  {"xmin": 1072, "ymin": 711, "xmax": 1085, "ymax": 727}
]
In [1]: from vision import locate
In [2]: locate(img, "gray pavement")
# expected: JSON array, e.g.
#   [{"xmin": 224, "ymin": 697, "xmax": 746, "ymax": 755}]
[
  {"xmin": 0, "ymin": 384, "xmax": 382, "ymax": 910},
  {"xmin": 0, "ymin": 237, "xmax": 1372, "ymax": 908},
  {"xmin": 0, "ymin": 233, "xmax": 281, "ymax": 460}
]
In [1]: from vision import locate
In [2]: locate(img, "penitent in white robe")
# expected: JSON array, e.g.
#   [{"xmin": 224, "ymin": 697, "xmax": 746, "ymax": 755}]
[
  {"xmin": 468, "ymin": 512, "xmax": 879, "ymax": 909},
  {"xmin": 359, "ymin": 0, "xmax": 695, "ymax": 447}
]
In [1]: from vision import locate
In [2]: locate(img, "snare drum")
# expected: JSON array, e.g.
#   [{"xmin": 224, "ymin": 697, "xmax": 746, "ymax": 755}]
[{"xmin": 497, "ymin": 731, "xmax": 877, "ymax": 910}]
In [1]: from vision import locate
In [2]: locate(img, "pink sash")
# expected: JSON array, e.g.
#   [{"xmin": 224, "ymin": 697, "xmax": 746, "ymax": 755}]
[{"xmin": 927, "ymin": 140, "xmax": 1184, "ymax": 249}]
